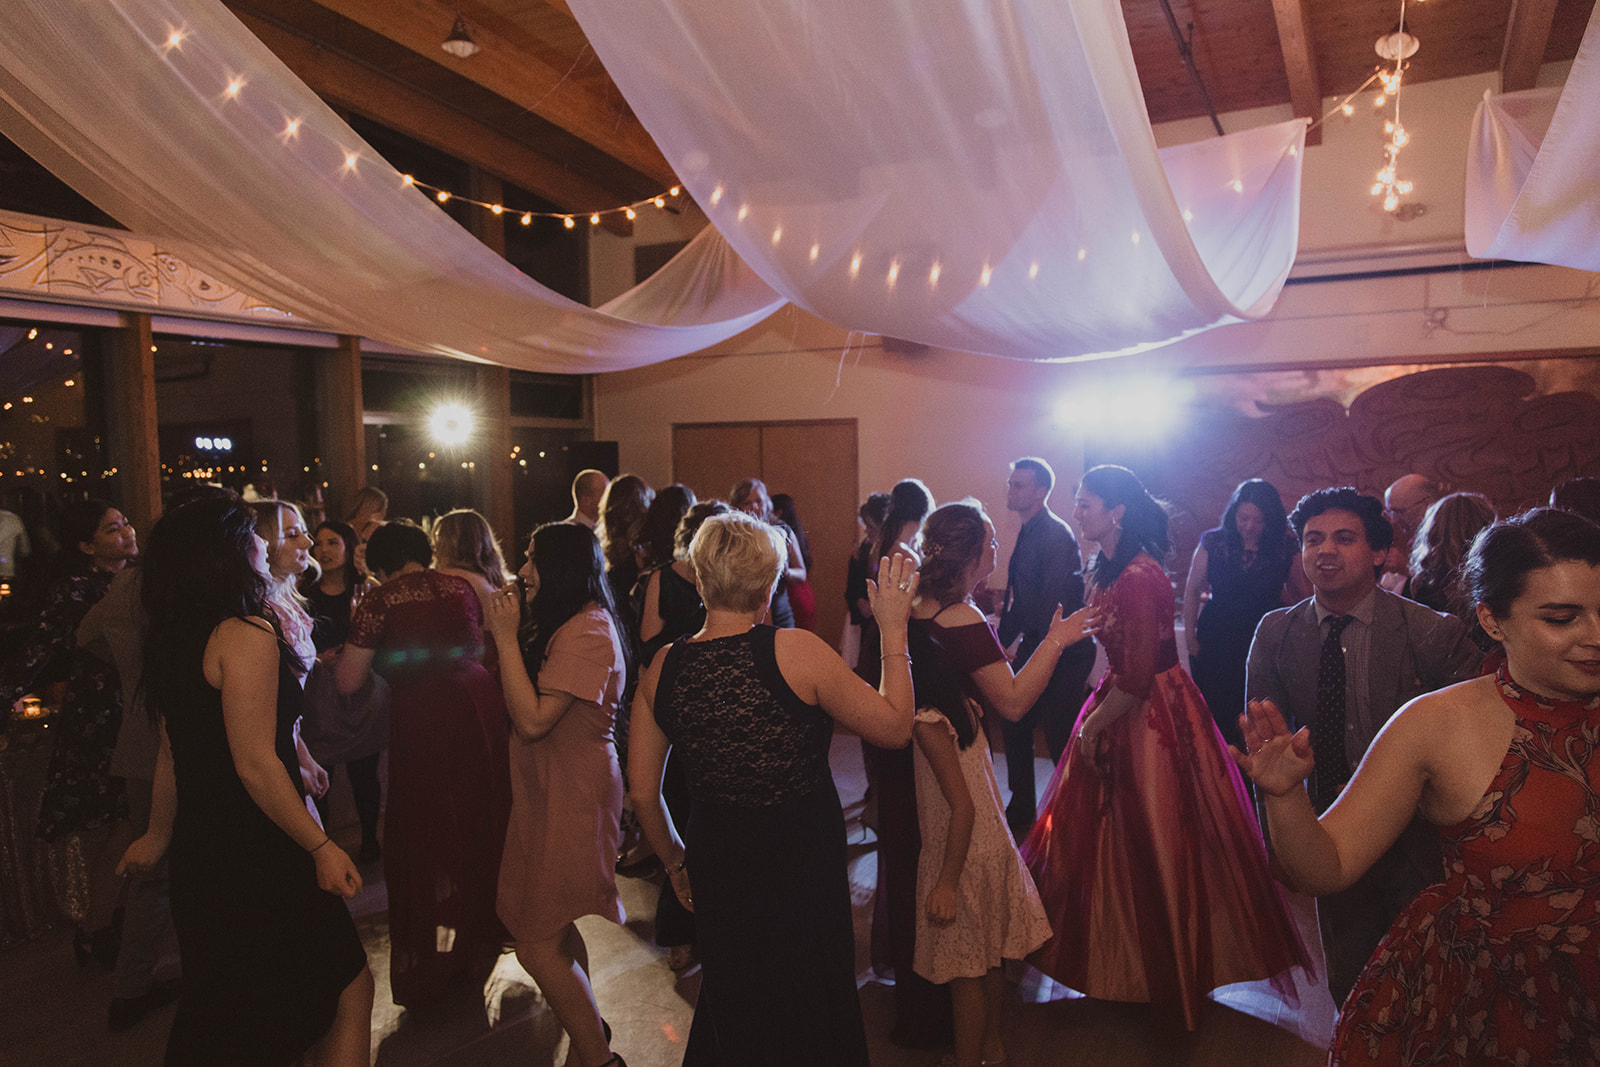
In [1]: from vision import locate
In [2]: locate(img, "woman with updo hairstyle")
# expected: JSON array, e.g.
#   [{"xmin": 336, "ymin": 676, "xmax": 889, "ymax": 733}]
[
  {"xmin": 905, "ymin": 501, "xmax": 1098, "ymax": 1065},
  {"xmin": 334, "ymin": 520, "xmax": 511, "ymax": 1009},
  {"xmin": 1408, "ymin": 491, "xmax": 1497, "ymax": 627},
  {"xmin": 118, "ymin": 497, "xmax": 371, "ymax": 1064},
  {"xmin": 1182, "ymin": 478, "xmax": 1300, "ymax": 746},
  {"xmin": 1022, "ymin": 465, "xmax": 1307, "ymax": 1030},
  {"xmin": 1236, "ymin": 507, "xmax": 1600, "ymax": 1063},
  {"xmin": 1550, "ymin": 475, "xmax": 1600, "ymax": 527},
  {"xmin": 629, "ymin": 511, "xmax": 919, "ymax": 1062}
]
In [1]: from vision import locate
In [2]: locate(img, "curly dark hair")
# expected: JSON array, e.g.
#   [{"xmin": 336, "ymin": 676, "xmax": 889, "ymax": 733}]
[{"xmin": 1289, "ymin": 488, "xmax": 1393, "ymax": 580}]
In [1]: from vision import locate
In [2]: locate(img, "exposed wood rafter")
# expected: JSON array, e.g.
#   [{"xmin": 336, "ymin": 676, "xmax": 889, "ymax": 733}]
[
  {"xmin": 1270, "ymin": 0, "xmax": 1324, "ymax": 146},
  {"xmin": 1500, "ymin": 0, "xmax": 1561, "ymax": 91},
  {"xmin": 240, "ymin": 13, "xmax": 634, "ymax": 235},
  {"xmin": 312, "ymin": 0, "xmax": 676, "ymax": 185}
]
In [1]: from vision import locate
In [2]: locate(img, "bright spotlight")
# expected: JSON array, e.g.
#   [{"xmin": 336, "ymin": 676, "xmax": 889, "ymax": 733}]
[
  {"xmin": 428, "ymin": 402, "xmax": 475, "ymax": 447},
  {"xmin": 1054, "ymin": 378, "xmax": 1195, "ymax": 437}
]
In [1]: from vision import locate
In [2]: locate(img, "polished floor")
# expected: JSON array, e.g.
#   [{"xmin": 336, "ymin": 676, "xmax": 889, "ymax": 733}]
[{"xmin": 0, "ymin": 739, "xmax": 1333, "ymax": 1066}]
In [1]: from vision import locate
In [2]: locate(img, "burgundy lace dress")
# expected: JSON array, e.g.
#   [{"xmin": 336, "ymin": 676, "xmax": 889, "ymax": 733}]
[
  {"xmin": 346, "ymin": 570, "xmax": 511, "ymax": 1008},
  {"xmin": 1333, "ymin": 667, "xmax": 1600, "ymax": 1065},
  {"xmin": 1021, "ymin": 552, "xmax": 1307, "ymax": 1029}
]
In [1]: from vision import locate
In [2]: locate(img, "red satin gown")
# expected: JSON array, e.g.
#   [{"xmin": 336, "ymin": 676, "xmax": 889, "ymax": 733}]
[{"xmin": 1021, "ymin": 552, "xmax": 1307, "ymax": 1030}]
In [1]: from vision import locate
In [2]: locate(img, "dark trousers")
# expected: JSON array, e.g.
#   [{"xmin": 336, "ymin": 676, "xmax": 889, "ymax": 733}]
[
  {"xmin": 1317, "ymin": 819, "xmax": 1441, "ymax": 1002},
  {"xmin": 312, "ymin": 751, "xmax": 382, "ymax": 845},
  {"xmin": 1001, "ymin": 638, "xmax": 1096, "ymax": 840}
]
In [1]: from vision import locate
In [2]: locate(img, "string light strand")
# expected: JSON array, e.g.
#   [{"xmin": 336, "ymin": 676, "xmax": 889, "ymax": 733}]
[{"xmin": 400, "ymin": 174, "xmax": 684, "ymax": 228}]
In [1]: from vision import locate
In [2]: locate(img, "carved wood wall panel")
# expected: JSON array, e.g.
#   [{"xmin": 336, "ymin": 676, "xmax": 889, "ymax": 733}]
[{"xmin": 1089, "ymin": 358, "xmax": 1600, "ymax": 587}]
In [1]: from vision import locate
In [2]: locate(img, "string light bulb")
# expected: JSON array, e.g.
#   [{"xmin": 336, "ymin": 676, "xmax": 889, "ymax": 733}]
[
  {"xmin": 436, "ymin": 190, "xmax": 451, "ymax": 203},
  {"xmin": 563, "ymin": 216, "xmax": 576, "ymax": 229},
  {"xmin": 589, "ymin": 213, "xmax": 600, "ymax": 226}
]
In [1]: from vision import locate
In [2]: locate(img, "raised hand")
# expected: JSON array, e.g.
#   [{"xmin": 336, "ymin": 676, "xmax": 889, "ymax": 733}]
[
  {"xmin": 483, "ymin": 585, "xmax": 522, "ymax": 647},
  {"xmin": 867, "ymin": 551, "xmax": 919, "ymax": 632},
  {"xmin": 1229, "ymin": 698, "xmax": 1314, "ymax": 798}
]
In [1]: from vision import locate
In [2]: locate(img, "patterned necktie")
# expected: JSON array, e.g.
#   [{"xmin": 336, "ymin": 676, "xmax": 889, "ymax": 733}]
[{"xmin": 1312, "ymin": 615, "xmax": 1354, "ymax": 812}]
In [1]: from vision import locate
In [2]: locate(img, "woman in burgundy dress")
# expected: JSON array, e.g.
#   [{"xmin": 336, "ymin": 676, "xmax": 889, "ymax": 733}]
[
  {"xmin": 1237, "ymin": 507, "xmax": 1600, "ymax": 1064},
  {"xmin": 336, "ymin": 520, "xmax": 511, "ymax": 1009},
  {"xmin": 1022, "ymin": 465, "xmax": 1306, "ymax": 1030}
]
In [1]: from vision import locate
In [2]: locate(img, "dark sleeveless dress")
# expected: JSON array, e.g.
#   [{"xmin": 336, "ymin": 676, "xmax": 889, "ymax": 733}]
[
  {"xmin": 655, "ymin": 625, "xmax": 867, "ymax": 1066},
  {"xmin": 1191, "ymin": 527, "xmax": 1294, "ymax": 747},
  {"xmin": 163, "ymin": 632, "xmax": 366, "ymax": 1065}
]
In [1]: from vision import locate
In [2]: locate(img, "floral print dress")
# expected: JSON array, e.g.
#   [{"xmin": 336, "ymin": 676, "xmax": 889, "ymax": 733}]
[
  {"xmin": 1334, "ymin": 666, "xmax": 1600, "ymax": 1065},
  {"xmin": 2, "ymin": 572, "xmax": 126, "ymax": 841}
]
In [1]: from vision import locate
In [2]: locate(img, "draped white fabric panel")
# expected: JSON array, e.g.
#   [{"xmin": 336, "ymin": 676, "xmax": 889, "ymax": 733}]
[
  {"xmin": 568, "ymin": 0, "xmax": 1307, "ymax": 361},
  {"xmin": 1466, "ymin": 6, "xmax": 1600, "ymax": 271},
  {"xmin": 0, "ymin": 0, "xmax": 785, "ymax": 373}
]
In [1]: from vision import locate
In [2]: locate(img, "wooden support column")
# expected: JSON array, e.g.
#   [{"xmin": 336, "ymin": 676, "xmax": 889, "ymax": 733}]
[
  {"xmin": 104, "ymin": 312, "xmax": 161, "ymax": 535},
  {"xmin": 316, "ymin": 335, "xmax": 366, "ymax": 520},
  {"xmin": 477, "ymin": 364, "xmax": 515, "ymax": 547}
]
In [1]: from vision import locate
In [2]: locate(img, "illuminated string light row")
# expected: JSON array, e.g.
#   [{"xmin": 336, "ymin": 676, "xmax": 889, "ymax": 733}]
[
  {"xmin": 1370, "ymin": 5, "xmax": 1414, "ymax": 214},
  {"xmin": 156, "ymin": 26, "xmax": 686, "ymax": 232},
  {"xmin": 401, "ymin": 175, "xmax": 685, "ymax": 229}
]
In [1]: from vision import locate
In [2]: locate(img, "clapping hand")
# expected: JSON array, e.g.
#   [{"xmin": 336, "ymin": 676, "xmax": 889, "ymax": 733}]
[
  {"xmin": 1229, "ymin": 698, "xmax": 1315, "ymax": 797},
  {"xmin": 484, "ymin": 585, "xmax": 523, "ymax": 648}
]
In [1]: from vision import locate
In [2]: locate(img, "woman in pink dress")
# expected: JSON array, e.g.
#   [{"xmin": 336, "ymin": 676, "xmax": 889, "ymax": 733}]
[
  {"xmin": 484, "ymin": 522, "xmax": 628, "ymax": 1067},
  {"xmin": 1021, "ymin": 465, "xmax": 1306, "ymax": 1030},
  {"xmin": 335, "ymin": 520, "xmax": 511, "ymax": 1009}
]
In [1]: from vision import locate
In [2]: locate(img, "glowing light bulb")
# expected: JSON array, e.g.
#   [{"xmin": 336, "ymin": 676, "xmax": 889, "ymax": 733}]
[
  {"xmin": 654, "ymin": 197, "xmax": 665, "ymax": 208},
  {"xmin": 521, "ymin": 213, "xmax": 532, "ymax": 225},
  {"xmin": 670, "ymin": 186, "xmax": 681, "ymax": 196},
  {"xmin": 1028, "ymin": 261, "xmax": 1040, "ymax": 279},
  {"xmin": 737, "ymin": 204, "xmax": 749, "ymax": 222},
  {"xmin": 1396, "ymin": 180, "xmax": 1413, "ymax": 194},
  {"xmin": 563, "ymin": 216, "xmax": 575, "ymax": 229},
  {"xmin": 928, "ymin": 261, "xmax": 941, "ymax": 286},
  {"xmin": 849, "ymin": 251, "xmax": 862, "ymax": 278},
  {"xmin": 166, "ymin": 29, "xmax": 185, "ymax": 49},
  {"xmin": 886, "ymin": 258, "xmax": 900, "ymax": 286},
  {"xmin": 284, "ymin": 118, "xmax": 301, "ymax": 138},
  {"xmin": 343, "ymin": 151, "xmax": 359, "ymax": 170},
  {"xmin": 436, "ymin": 190, "xmax": 451, "ymax": 203},
  {"xmin": 225, "ymin": 76, "xmax": 244, "ymax": 98},
  {"xmin": 490, "ymin": 204, "xmax": 503, "ymax": 215},
  {"xmin": 979, "ymin": 264, "xmax": 993, "ymax": 287},
  {"xmin": 1384, "ymin": 194, "xmax": 1399, "ymax": 211},
  {"xmin": 709, "ymin": 185, "xmax": 724, "ymax": 206},
  {"xmin": 402, "ymin": 174, "xmax": 414, "ymax": 185},
  {"xmin": 1077, "ymin": 248, "xmax": 1088, "ymax": 261},
  {"xmin": 770, "ymin": 226, "xmax": 782, "ymax": 246},
  {"xmin": 625, "ymin": 207, "xmax": 636, "ymax": 220},
  {"xmin": 808, "ymin": 243, "xmax": 820, "ymax": 263},
  {"xmin": 1341, "ymin": 103, "xmax": 1355, "ymax": 117},
  {"xmin": 589, "ymin": 213, "xmax": 600, "ymax": 226}
]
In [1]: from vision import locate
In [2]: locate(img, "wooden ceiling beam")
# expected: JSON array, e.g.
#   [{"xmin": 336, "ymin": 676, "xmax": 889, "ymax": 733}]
[
  {"xmin": 1270, "ymin": 0, "xmax": 1324, "ymax": 147},
  {"xmin": 310, "ymin": 0, "xmax": 675, "ymax": 185},
  {"xmin": 240, "ymin": 13, "xmax": 633, "ymax": 236},
  {"xmin": 1500, "ymin": 0, "xmax": 1561, "ymax": 92}
]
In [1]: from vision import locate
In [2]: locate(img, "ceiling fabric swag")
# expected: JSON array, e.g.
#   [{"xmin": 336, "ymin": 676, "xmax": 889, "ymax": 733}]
[
  {"xmin": 1465, "ymin": 5, "xmax": 1600, "ymax": 272},
  {"xmin": 567, "ymin": 0, "xmax": 1307, "ymax": 362},
  {"xmin": 0, "ymin": 0, "xmax": 785, "ymax": 374}
]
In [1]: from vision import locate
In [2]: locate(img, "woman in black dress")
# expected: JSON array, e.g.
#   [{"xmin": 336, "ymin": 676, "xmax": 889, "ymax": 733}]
[
  {"xmin": 1181, "ymin": 478, "xmax": 1299, "ymax": 747},
  {"xmin": 629, "ymin": 511, "xmax": 917, "ymax": 1065},
  {"xmin": 119, "ymin": 498, "xmax": 371, "ymax": 1066}
]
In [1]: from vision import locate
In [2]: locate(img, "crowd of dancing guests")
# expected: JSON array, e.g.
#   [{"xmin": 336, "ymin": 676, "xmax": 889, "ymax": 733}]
[{"xmin": 3, "ymin": 464, "xmax": 1599, "ymax": 1065}]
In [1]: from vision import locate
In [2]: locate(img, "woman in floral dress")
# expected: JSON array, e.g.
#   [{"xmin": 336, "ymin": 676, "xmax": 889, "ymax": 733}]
[{"xmin": 1237, "ymin": 506, "xmax": 1600, "ymax": 1064}]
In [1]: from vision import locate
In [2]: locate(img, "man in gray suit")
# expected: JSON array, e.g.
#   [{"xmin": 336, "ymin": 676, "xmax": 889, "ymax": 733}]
[{"xmin": 1246, "ymin": 487, "xmax": 1482, "ymax": 1000}]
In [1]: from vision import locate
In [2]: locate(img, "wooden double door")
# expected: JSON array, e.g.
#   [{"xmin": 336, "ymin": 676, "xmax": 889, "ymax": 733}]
[{"xmin": 672, "ymin": 420, "xmax": 859, "ymax": 645}]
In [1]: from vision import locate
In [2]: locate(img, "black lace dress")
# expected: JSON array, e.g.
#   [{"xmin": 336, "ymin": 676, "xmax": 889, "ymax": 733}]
[
  {"xmin": 655, "ymin": 625, "xmax": 866, "ymax": 1066},
  {"xmin": 163, "ymin": 633, "xmax": 366, "ymax": 1065}
]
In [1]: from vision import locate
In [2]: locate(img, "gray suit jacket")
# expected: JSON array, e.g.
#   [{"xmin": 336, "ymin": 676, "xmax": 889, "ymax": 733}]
[{"xmin": 1246, "ymin": 587, "xmax": 1483, "ymax": 780}]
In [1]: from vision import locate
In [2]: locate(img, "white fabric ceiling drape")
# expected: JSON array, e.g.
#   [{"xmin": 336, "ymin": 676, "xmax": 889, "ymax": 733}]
[
  {"xmin": 0, "ymin": 0, "xmax": 785, "ymax": 373},
  {"xmin": 568, "ymin": 0, "xmax": 1307, "ymax": 361},
  {"xmin": 1466, "ymin": 5, "xmax": 1600, "ymax": 271}
]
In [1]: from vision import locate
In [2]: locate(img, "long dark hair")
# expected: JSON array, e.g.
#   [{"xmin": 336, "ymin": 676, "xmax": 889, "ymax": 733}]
[
  {"xmin": 1081, "ymin": 465, "xmax": 1170, "ymax": 588},
  {"xmin": 771, "ymin": 493, "xmax": 813, "ymax": 570},
  {"xmin": 302, "ymin": 520, "xmax": 362, "ymax": 596},
  {"xmin": 520, "ymin": 522, "xmax": 628, "ymax": 690},
  {"xmin": 874, "ymin": 478, "xmax": 934, "ymax": 564},
  {"xmin": 1217, "ymin": 478, "xmax": 1292, "ymax": 567},
  {"xmin": 141, "ymin": 498, "xmax": 296, "ymax": 725}
]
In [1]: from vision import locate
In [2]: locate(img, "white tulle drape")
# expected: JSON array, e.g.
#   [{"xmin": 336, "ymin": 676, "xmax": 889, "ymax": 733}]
[
  {"xmin": 1466, "ymin": 5, "xmax": 1600, "ymax": 271},
  {"xmin": 0, "ymin": 0, "xmax": 784, "ymax": 374},
  {"xmin": 567, "ymin": 0, "xmax": 1307, "ymax": 361}
]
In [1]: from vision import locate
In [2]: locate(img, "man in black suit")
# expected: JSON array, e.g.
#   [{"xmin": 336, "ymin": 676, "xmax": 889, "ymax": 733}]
[
  {"xmin": 1247, "ymin": 487, "xmax": 1482, "ymax": 999},
  {"xmin": 997, "ymin": 457, "xmax": 1097, "ymax": 840}
]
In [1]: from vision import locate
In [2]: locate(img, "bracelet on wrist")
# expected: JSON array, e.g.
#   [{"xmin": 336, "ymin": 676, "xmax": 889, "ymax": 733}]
[
  {"xmin": 307, "ymin": 836, "xmax": 332, "ymax": 854},
  {"xmin": 668, "ymin": 859, "xmax": 687, "ymax": 875},
  {"xmin": 880, "ymin": 650, "xmax": 911, "ymax": 663}
]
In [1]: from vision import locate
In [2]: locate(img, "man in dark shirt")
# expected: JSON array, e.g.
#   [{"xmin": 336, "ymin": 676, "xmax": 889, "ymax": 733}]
[{"xmin": 997, "ymin": 457, "xmax": 1097, "ymax": 840}]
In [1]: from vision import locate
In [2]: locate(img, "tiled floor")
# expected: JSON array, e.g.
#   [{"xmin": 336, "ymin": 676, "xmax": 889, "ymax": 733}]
[{"xmin": 0, "ymin": 738, "xmax": 1332, "ymax": 1066}]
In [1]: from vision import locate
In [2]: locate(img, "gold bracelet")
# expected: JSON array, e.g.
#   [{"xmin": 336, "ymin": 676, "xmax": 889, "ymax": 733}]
[{"xmin": 880, "ymin": 650, "xmax": 911, "ymax": 663}]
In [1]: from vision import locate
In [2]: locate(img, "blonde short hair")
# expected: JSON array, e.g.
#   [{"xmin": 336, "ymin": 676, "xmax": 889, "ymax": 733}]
[{"xmin": 690, "ymin": 511, "xmax": 784, "ymax": 614}]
